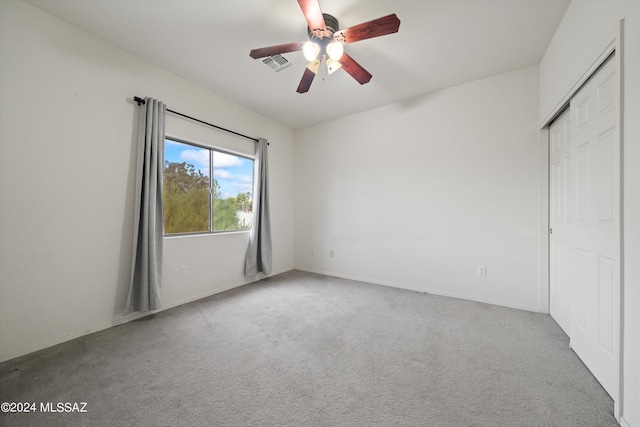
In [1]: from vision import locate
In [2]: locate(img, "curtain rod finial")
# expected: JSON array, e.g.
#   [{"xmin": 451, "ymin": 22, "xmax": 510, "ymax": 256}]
[{"xmin": 134, "ymin": 96, "xmax": 146, "ymax": 105}]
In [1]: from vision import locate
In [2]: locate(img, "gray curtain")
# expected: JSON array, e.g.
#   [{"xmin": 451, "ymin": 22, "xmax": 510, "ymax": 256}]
[
  {"xmin": 125, "ymin": 98, "xmax": 166, "ymax": 315},
  {"xmin": 245, "ymin": 138, "xmax": 272, "ymax": 276}
]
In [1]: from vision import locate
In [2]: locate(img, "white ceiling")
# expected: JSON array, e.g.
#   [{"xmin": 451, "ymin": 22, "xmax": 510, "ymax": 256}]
[{"xmin": 24, "ymin": 0, "xmax": 570, "ymax": 129}]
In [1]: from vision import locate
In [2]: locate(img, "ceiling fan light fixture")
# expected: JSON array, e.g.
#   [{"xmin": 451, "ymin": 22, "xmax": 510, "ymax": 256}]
[
  {"xmin": 303, "ymin": 41, "xmax": 320, "ymax": 61},
  {"xmin": 326, "ymin": 41, "xmax": 344, "ymax": 61},
  {"xmin": 306, "ymin": 58, "xmax": 321, "ymax": 74},
  {"xmin": 249, "ymin": 1, "xmax": 400, "ymax": 94},
  {"xmin": 326, "ymin": 58, "xmax": 342, "ymax": 75}
]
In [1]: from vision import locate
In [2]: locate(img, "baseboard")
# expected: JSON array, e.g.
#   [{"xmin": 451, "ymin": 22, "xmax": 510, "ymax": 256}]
[
  {"xmin": 111, "ymin": 268, "xmax": 291, "ymax": 330},
  {"xmin": 295, "ymin": 267, "xmax": 544, "ymax": 314},
  {"xmin": 0, "ymin": 269, "xmax": 289, "ymax": 363},
  {"xmin": 111, "ymin": 278, "xmax": 257, "ymax": 328},
  {"xmin": 620, "ymin": 416, "xmax": 632, "ymax": 427},
  {"xmin": 0, "ymin": 320, "xmax": 117, "ymax": 363},
  {"xmin": 0, "ymin": 266, "xmax": 545, "ymax": 362}
]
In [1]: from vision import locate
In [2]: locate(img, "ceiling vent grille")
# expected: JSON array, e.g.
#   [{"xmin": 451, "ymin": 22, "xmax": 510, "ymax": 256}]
[{"xmin": 262, "ymin": 54, "xmax": 293, "ymax": 72}]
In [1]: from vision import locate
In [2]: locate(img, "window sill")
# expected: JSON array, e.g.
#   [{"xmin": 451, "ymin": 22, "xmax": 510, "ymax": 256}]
[{"xmin": 164, "ymin": 229, "xmax": 251, "ymax": 239}]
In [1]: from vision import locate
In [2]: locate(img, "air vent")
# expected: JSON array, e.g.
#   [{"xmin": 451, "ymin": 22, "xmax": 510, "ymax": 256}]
[{"xmin": 262, "ymin": 54, "xmax": 293, "ymax": 72}]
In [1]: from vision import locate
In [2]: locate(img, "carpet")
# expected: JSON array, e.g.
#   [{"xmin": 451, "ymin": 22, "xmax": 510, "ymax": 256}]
[{"xmin": 0, "ymin": 270, "xmax": 617, "ymax": 426}]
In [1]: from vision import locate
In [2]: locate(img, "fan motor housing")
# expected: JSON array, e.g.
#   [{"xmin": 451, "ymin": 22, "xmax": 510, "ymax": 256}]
[{"xmin": 307, "ymin": 13, "xmax": 339, "ymax": 42}]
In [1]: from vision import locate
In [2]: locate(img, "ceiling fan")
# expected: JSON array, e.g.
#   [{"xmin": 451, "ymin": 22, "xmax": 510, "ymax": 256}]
[{"xmin": 249, "ymin": 0, "xmax": 400, "ymax": 94}]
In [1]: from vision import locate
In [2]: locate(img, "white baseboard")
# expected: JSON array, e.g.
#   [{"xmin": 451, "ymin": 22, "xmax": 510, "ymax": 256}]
[
  {"xmin": 295, "ymin": 267, "xmax": 545, "ymax": 314},
  {"xmin": 620, "ymin": 416, "xmax": 632, "ymax": 427},
  {"xmin": 0, "ymin": 269, "xmax": 285, "ymax": 363}
]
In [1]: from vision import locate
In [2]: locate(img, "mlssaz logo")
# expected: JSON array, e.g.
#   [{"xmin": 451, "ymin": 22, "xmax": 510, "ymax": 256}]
[{"xmin": 40, "ymin": 402, "xmax": 88, "ymax": 413}]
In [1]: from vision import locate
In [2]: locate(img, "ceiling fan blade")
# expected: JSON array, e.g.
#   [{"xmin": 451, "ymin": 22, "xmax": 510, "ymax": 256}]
[
  {"xmin": 296, "ymin": 67, "xmax": 317, "ymax": 94},
  {"xmin": 297, "ymin": 0, "xmax": 327, "ymax": 38},
  {"xmin": 250, "ymin": 42, "xmax": 303, "ymax": 59},
  {"xmin": 339, "ymin": 53, "xmax": 372, "ymax": 85},
  {"xmin": 297, "ymin": 58, "xmax": 320, "ymax": 94},
  {"xmin": 334, "ymin": 14, "xmax": 400, "ymax": 44}
]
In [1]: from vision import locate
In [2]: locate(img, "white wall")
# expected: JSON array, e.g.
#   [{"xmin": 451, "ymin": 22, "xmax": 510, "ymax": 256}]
[
  {"xmin": 295, "ymin": 66, "xmax": 542, "ymax": 312},
  {"xmin": 0, "ymin": 0, "xmax": 295, "ymax": 362},
  {"xmin": 2, "ymin": 1, "xmax": 635, "ymax": 420},
  {"xmin": 539, "ymin": 2, "xmax": 640, "ymax": 425}
]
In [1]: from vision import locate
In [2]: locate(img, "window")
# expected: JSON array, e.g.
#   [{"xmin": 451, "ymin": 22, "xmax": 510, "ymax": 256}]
[{"xmin": 163, "ymin": 138, "xmax": 254, "ymax": 235}]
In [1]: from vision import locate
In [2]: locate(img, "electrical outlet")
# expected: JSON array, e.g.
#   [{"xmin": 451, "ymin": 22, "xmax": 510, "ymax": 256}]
[
  {"xmin": 477, "ymin": 266, "xmax": 487, "ymax": 276},
  {"xmin": 311, "ymin": 248, "xmax": 316, "ymax": 255},
  {"xmin": 329, "ymin": 249, "xmax": 335, "ymax": 258},
  {"xmin": 180, "ymin": 266, "xmax": 188, "ymax": 277}
]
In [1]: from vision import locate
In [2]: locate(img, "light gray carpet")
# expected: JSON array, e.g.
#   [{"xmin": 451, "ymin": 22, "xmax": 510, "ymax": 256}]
[{"xmin": 0, "ymin": 270, "xmax": 617, "ymax": 426}]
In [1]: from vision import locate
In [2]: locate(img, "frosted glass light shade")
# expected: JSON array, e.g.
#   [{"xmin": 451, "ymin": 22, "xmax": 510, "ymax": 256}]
[
  {"xmin": 326, "ymin": 42, "xmax": 344, "ymax": 61},
  {"xmin": 303, "ymin": 41, "xmax": 320, "ymax": 61}
]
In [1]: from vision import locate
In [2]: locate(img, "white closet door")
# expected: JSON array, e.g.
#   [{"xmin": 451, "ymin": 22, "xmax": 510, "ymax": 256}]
[
  {"xmin": 549, "ymin": 54, "xmax": 620, "ymax": 402},
  {"xmin": 549, "ymin": 108, "xmax": 573, "ymax": 336},
  {"xmin": 569, "ymin": 55, "xmax": 620, "ymax": 401}
]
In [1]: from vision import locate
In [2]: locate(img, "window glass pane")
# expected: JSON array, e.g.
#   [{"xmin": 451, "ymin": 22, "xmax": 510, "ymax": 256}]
[
  {"xmin": 163, "ymin": 140, "xmax": 210, "ymax": 234},
  {"xmin": 213, "ymin": 151, "xmax": 254, "ymax": 231}
]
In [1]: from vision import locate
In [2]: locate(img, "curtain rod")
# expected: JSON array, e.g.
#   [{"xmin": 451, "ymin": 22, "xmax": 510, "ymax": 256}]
[{"xmin": 134, "ymin": 96, "xmax": 259, "ymax": 143}]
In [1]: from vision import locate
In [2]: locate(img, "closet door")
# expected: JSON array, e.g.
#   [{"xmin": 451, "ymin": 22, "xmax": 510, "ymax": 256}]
[
  {"xmin": 549, "ymin": 54, "xmax": 620, "ymax": 402},
  {"xmin": 549, "ymin": 108, "xmax": 572, "ymax": 337},
  {"xmin": 568, "ymin": 55, "xmax": 620, "ymax": 401}
]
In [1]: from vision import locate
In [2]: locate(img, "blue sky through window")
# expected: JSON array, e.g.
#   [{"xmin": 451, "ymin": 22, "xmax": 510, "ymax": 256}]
[{"xmin": 164, "ymin": 139, "xmax": 253, "ymax": 200}]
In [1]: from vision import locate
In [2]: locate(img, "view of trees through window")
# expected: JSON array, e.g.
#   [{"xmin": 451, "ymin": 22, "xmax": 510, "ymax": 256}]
[{"xmin": 163, "ymin": 139, "xmax": 254, "ymax": 234}]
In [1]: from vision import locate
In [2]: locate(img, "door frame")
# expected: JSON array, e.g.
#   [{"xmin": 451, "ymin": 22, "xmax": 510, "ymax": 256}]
[{"xmin": 538, "ymin": 20, "xmax": 624, "ymax": 421}]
